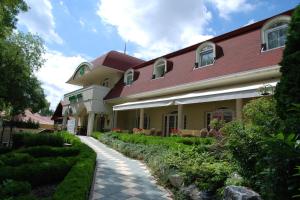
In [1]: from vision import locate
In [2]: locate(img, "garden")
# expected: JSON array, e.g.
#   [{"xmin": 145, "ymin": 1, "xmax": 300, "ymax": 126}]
[
  {"xmin": 92, "ymin": 97, "xmax": 300, "ymax": 200},
  {"xmin": 0, "ymin": 132, "xmax": 96, "ymax": 200}
]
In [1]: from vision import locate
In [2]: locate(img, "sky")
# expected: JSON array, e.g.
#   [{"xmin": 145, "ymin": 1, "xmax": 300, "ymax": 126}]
[{"xmin": 16, "ymin": 0, "xmax": 299, "ymax": 110}]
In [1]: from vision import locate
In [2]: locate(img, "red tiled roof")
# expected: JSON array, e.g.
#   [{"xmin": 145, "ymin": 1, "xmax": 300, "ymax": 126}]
[
  {"xmin": 91, "ymin": 50, "xmax": 144, "ymax": 71},
  {"xmin": 15, "ymin": 110, "xmax": 53, "ymax": 125},
  {"xmin": 104, "ymin": 9, "xmax": 293, "ymax": 100}
]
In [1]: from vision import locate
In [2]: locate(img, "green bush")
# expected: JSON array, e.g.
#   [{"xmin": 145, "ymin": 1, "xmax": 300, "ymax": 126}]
[
  {"xmin": 0, "ymin": 153, "xmax": 34, "ymax": 166},
  {"xmin": 53, "ymin": 131, "xmax": 96, "ymax": 200},
  {"xmin": 0, "ymin": 157, "xmax": 75, "ymax": 186},
  {"xmin": 18, "ymin": 146, "xmax": 80, "ymax": 157},
  {"xmin": 12, "ymin": 133, "xmax": 64, "ymax": 149},
  {"xmin": 94, "ymin": 132, "xmax": 232, "ymax": 199},
  {"xmin": 223, "ymin": 97, "xmax": 300, "ymax": 199},
  {"xmin": 0, "ymin": 179, "xmax": 31, "ymax": 197}
]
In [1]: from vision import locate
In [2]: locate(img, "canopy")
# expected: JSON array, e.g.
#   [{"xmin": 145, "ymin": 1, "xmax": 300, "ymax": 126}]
[{"xmin": 113, "ymin": 81, "xmax": 277, "ymax": 111}]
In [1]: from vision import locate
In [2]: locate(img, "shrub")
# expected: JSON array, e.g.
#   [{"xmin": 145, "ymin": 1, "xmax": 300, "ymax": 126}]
[
  {"xmin": 94, "ymin": 132, "xmax": 233, "ymax": 199},
  {"xmin": 53, "ymin": 132, "xmax": 96, "ymax": 200},
  {"xmin": 0, "ymin": 153, "xmax": 34, "ymax": 166},
  {"xmin": 18, "ymin": 146, "xmax": 80, "ymax": 157},
  {"xmin": 0, "ymin": 157, "xmax": 75, "ymax": 186},
  {"xmin": 0, "ymin": 179, "xmax": 31, "ymax": 197},
  {"xmin": 223, "ymin": 97, "xmax": 300, "ymax": 199},
  {"xmin": 12, "ymin": 133, "xmax": 64, "ymax": 148}
]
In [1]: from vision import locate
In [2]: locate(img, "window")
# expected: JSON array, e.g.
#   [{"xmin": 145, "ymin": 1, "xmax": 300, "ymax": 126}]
[
  {"xmin": 153, "ymin": 58, "xmax": 167, "ymax": 79},
  {"xmin": 124, "ymin": 69, "xmax": 134, "ymax": 85},
  {"xmin": 205, "ymin": 109, "xmax": 234, "ymax": 129},
  {"xmin": 262, "ymin": 15, "xmax": 291, "ymax": 51},
  {"xmin": 102, "ymin": 78, "xmax": 109, "ymax": 87},
  {"xmin": 196, "ymin": 42, "xmax": 216, "ymax": 68},
  {"xmin": 136, "ymin": 115, "xmax": 150, "ymax": 129}
]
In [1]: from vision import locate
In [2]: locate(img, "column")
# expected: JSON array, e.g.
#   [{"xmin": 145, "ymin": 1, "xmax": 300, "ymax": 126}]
[
  {"xmin": 62, "ymin": 115, "xmax": 67, "ymax": 130},
  {"xmin": 113, "ymin": 111, "xmax": 118, "ymax": 129},
  {"xmin": 139, "ymin": 108, "xmax": 144, "ymax": 129},
  {"xmin": 74, "ymin": 116, "xmax": 79, "ymax": 134},
  {"xmin": 177, "ymin": 105, "xmax": 183, "ymax": 130},
  {"xmin": 236, "ymin": 99, "xmax": 243, "ymax": 120},
  {"xmin": 87, "ymin": 112, "xmax": 95, "ymax": 136}
]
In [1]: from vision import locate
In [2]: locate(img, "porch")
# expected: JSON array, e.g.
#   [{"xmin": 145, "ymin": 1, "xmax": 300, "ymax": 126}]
[
  {"xmin": 112, "ymin": 81, "xmax": 276, "ymax": 136},
  {"xmin": 62, "ymin": 85, "xmax": 112, "ymax": 135}
]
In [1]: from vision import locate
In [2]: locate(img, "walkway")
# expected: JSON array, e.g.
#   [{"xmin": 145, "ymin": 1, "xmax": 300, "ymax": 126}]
[{"xmin": 79, "ymin": 136, "xmax": 172, "ymax": 200}]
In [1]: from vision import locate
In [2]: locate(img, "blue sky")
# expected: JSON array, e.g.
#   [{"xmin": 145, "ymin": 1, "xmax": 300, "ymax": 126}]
[{"xmin": 16, "ymin": 0, "xmax": 299, "ymax": 109}]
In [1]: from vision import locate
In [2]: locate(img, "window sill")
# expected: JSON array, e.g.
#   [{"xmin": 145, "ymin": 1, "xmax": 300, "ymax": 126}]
[
  {"xmin": 261, "ymin": 45, "xmax": 285, "ymax": 53},
  {"xmin": 193, "ymin": 63, "xmax": 214, "ymax": 70},
  {"xmin": 151, "ymin": 76, "xmax": 165, "ymax": 80}
]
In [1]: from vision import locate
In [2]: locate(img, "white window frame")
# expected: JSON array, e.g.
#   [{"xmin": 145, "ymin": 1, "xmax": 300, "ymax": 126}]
[
  {"xmin": 124, "ymin": 69, "xmax": 134, "ymax": 85},
  {"xmin": 153, "ymin": 58, "xmax": 167, "ymax": 79},
  {"xmin": 261, "ymin": 15, "xmax": 291, "ymax": 51},
  {"xmin": 195, "ymin": 42, "xmax": 216, "ymax": 69}
]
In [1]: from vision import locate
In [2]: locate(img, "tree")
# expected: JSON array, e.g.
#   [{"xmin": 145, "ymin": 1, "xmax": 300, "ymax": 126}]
[
  {"xmin": 0, "ymin": 32, "xmax": 47, "ymax": 115},
  {"xmin": 275, "ymin": 5, "xmax": 300, "ymax": 135},
  {"xmin": 0, "ymin": 0, "xmax": 28, "ymax": 38}
]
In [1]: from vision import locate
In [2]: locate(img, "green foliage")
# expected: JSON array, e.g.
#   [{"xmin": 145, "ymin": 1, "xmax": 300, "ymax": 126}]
[
  {"xmin": 243, "ymin": 97, "xmax": 283, "ymax": 134},
  {"xmin": 0, "ymin": 0, "xmax": 28, "ymax": 38},
  {"xmin": 0, "ymin": 157, "xmax": 75, "ymax": 186},
  {"xmin": 18, "ymin": 146, "xmax": 80, "ymax": 158},
  {"xmin": 209, "ymin": 119, "xmax": 225, "ymax": 131},
  {"xmin": 0, "ymin": 153, "xmax": 34, "ymax": 166},
  {"xmin": 14, "ymin": 118, "xmax": 39, "ymax": 129},
  {"xmin": 12, "ymin": 133, "xmax": 64, "ymax": 148},
  {"xmin": 275, "ymin": 5, "xmax": 300, "ymax": 135},
  {"xmin": 1, "ymin": 132, "xmax": 96, "ymax": 200},
  {"xmin": 223, "ymin": 97, "xmax": 300, "ymax": 199},
  {"xmin": 0, "ymin": 31, "xmax": 46, "ymax": 115},
  {"xmin": 53, "ymin": 132, "xmax": 96, "ymax": 200},
  {"xmin": 0, "ymin": 179, "xmax": 31, "ymax": 197},
  {"xmin": 93, "ymin": 132, "xmax": 233, "ymax": 199}
]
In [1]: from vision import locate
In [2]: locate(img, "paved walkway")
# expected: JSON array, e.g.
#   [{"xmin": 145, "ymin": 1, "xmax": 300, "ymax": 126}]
[{"xmin": 79, "ymin": 136, "xmax": 172, "ymax": 200}]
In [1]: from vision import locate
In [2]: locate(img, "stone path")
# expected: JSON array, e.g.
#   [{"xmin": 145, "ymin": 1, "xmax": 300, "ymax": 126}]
[{"xmin": 79, "ymin": 136, "xmax": 173, "ymax": 200}]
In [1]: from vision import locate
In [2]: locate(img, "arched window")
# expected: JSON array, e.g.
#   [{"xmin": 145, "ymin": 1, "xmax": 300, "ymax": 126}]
[
  {"xmin": 261, "ymin": 15, "xmax": 291, "ymax": 51},
  {"xmin": 195, "ymin": 42, "xmax": 216, "ymax": 68},
  {"xmin": 124, "ymin": 69, "xmax": 134, "ymax": 85},
  {"xmin": 102, "ymin": 78, "xmax": 110, "ymax": 87},
  {"xmin": 153, "ymin": 58, "xmax": 167, "ymax": 79}
]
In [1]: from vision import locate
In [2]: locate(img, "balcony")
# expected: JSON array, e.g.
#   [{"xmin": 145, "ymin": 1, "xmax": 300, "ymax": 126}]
[{"xmin": 63, "ymin": 85, "xmax": 111, "ymax": 115}]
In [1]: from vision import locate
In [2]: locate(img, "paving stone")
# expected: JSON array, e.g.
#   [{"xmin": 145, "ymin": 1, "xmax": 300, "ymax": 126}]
[{"xmin": 79, "ymin": 136, "xmax": 172, "ymax": 200}]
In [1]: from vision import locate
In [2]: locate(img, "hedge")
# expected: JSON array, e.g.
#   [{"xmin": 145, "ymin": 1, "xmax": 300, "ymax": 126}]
[{"xmin": 53, "ymin": 132, "xmax": 96, "ymax": 200}]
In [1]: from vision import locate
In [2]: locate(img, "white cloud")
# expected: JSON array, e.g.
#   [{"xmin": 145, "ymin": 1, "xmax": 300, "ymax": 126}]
[
  {"xmin": 97, "ymin": 0, "xmax": 213, "ymax": 59},
  {"xmin": 18, "ymin": 0, "xmax": 63, "ymax": 44},
  {"xmin": 208, "ymin": 0, "xmax": 254, "ymax": 19},
  {"xmin": 91, "ymin": 28, "xmax": 98, "ymax": 33},
  {"xmin": 79, "ymin": 18, "xmax": 85, "ymax": 27},
  {"xmin": 244, "ymin": 19, "xmax": 256, "ymax": 26},
  {"xmin": 35, "ymin": 50, "xmax": 86, "ymax": 109}
]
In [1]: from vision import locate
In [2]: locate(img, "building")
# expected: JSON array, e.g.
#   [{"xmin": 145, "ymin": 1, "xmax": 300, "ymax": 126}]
[{"xmin": 62, "ymin": 9, "xmax": 292, "ymax": 136}]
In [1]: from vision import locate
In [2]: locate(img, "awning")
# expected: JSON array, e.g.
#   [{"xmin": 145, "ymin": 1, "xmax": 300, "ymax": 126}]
[{"xmin": 113, "ymin": 81, "xmax": 277, "ymax": 111}]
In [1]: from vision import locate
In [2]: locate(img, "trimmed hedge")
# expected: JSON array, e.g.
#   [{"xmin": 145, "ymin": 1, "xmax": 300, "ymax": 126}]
[
  {"xmin": 12, "ymin": 133, "xmax": 64, "ymax": 149},
  {"xmin": 53, "ymin": 132, "xmax": 96, "ymax": 200},
  {"xmin": 18, "ymin": 146, "xmax": 80, "ymax": 157},
  {"xmin": 0, "ymin": 153, "xmax": 34, "ymax": 166},
  {"xmin": 0, "ymin": 157, "xmax": 75, "ymax": 186}
]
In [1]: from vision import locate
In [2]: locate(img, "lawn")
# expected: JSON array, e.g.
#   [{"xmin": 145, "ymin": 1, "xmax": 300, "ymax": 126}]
[{"xmin": 0, "ymin": 132, "xmax": 96, "ymax": 200}]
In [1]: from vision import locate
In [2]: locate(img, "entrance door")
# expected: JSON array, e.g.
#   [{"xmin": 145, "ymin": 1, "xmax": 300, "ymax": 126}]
[{"xmin": 164, "ymin": 114, "xmax": 178, "ymax": 136}]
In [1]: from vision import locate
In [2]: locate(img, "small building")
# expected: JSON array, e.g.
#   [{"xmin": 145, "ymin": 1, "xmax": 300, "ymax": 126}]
[{"xmin": 62, "ymin": 9, "xmax": 293, "ymax": 136}]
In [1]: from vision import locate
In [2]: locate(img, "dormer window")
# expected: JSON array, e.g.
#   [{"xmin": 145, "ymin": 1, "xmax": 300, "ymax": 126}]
[
  {"xmin": 195, "ymin": 42, "xmax": 216, "ymax": 68},
  {"xmin": 124, "ymin": 69, "xmax": 134, "ymax": 85},
  {"xmin": 102, "ymin": 78, "xmax": 110, "ymax": 87},
  {"xmin": 261, "ymin": 15, "xmax": 291, "ymax": 51},
  {"xmin": 153, "ymin": 58, "xmax": 167, "ymax": 79}
]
